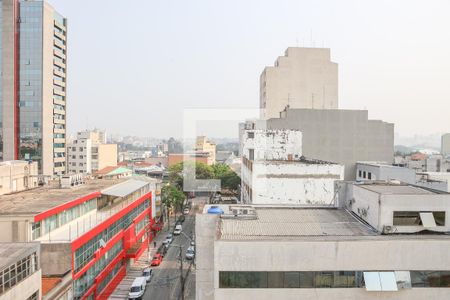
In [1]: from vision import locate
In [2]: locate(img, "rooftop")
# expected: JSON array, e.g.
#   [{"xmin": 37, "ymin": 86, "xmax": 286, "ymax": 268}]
[
  {"xmin": 219, "ymin": 207, "xmax": 377, "ymax": 240},
  {"xmin": 358, "ymin": 183, "xmax": 439, "ymax": 195},
  {"xmin": 0, "ymin": 243, "xmax": 39, "ymax": 269},
  {"xmin": 260, "ymin": 156, "xmax": 339, "ymax": 165},
  {"xmin": 0, "ymin": 179, "xmax": 124, "ymax": 216}
]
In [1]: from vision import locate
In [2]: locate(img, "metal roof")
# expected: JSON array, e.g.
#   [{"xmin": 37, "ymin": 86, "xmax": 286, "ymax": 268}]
[
  {"xmin": 220, "ymin": 208, "xmax": 377, "ymax": 240},
  {"xmin": 101, "ymin": 179, "xmax": 149, "ymax": 197},
  {"xmin": 0, "ymin": 243, "xmax": 39, "ymax": 269}
]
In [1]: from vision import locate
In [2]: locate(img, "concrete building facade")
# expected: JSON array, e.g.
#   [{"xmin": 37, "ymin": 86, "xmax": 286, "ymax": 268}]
[
  {"xmin": 0, "ymin": 0, "xmax": 67, "ymax": 176},
  {"xmin": 0, "ymin": 160, "xmax": 38, "ymax": 195},
  {"xmin": 67, "ymin": 130, "xmax": 118, "ymax": 174},
  {"xmin": 241, "ymin": 129, "xmax": 344, "ymax": 204},
  {"xmin": 260, "ymin": 47, "xmax": 338, "ymax": 119},
  {"xmin": 0, "ymin": 242, "xmax": 41, "ymax": 300},
  {"xmin": 442, "ymin": 133, "xmax": 450, "ymax": 157},
  {"xmin": 197, "ymin": 205, "xmax": 450, "ymax": 300},
  {"xmin": 258, "ymin": 108, "xmax": 394, "ymax": 180},
  {"xmin": 195, "ymin": 136, "xmax": 216, "ymax": 164}
]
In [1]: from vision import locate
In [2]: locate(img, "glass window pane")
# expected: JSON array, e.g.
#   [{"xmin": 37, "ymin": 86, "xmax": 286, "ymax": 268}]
[
  {"xmin": 284, "ymin": 272, "xmax": 300, "ymax": 288},
  {"xmin": 268, "ymin": 272, "xmax": 283, "ymax": 288}
]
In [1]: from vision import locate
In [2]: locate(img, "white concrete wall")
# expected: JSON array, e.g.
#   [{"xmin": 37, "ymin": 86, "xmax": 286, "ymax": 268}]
[
  {"xmin": 349, "ymin": 185, "xmax": 450, "ymax": 233},
  {"xmin": 213, "ymin": 239, "xmax": 450, "ymax": 300},
  {"xmin": 356, "ymin": 163, "xmax": 416, "ymax": 183},
  {"xmin": 248, "ymin": 162, "xmax": 344, "ymax": 205},
  {"xmin": 0, "ymin": 268, "xmax": 41, "ymax": 300},
  {"xmin": 242, "ymin": 129, "xmax": 302, "ymax": 161}
]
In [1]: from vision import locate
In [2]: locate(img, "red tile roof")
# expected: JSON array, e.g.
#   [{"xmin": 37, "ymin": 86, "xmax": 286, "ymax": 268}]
[
  {"xmin": 95, "ymin": 166, "xmax": 119, "ymax": 175},
  {"xmin": 42, "ymin": 277, "xmax": 62, "ymax": 296}
]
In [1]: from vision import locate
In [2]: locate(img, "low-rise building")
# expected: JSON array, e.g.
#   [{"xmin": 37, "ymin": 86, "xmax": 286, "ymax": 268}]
[
  {"xmin": 241, "ymin": 129, "xmax": 344, "ymax": 204},
  {"xmin": 196, "ymin": 204, "xmax": 450, "ymax": 300},
  {"xmin": 356, "ymin": 161, "xmax": 448, "ymax": 192},
  {"xmin": 168, "ymin": 152, "xmax": 211, "ymax": 166},
  {"xmin": 0, "ymin": 178, "xmax": 158, "ymax": 300},
  {"xmin": 0, "ymin": 243, "xmax": 41, "ymax": 300},
  {"xmin": 0, "ymin": 161, "xmax": 39, "ymax": 195},
  {"xmin": 338, "ymin": 181, "xmax": 450, "ymax": 234}
]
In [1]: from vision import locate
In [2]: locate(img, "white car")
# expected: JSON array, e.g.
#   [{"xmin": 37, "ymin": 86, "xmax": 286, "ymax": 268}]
[
  {"xmin": 142, "ymin": 267, "xmax": 153, "ymax": 282},
  {"xmin": 190, "ymin": 240, "xmax": 195, "ymax": 247},
  {"xmin": 183, "ymin": 207, "xmax": 190, "ymax": 215},
  {"xmin": 185, "ymin": 245, "xmax": 195, "ymax": 260},
  {"xmin": 165, "ymin": 234, "xmax": 173, "ymax": 244},
  {"xmin": 174, "ymin": 224, "xmax": 182, "ymax": 235},
  {"xmin": 128, "ymin": 277, "xmax": 146, "ymax": 299}
]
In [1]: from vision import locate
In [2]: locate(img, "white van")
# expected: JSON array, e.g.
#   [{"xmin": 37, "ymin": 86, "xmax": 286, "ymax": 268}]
[
  {"xmin": 128, "ymin": 277, "xmax": 146, "ymax": 299},
  {"xmin": 173, "ymin": 224, "xmax": 182, "ymax": 235}
]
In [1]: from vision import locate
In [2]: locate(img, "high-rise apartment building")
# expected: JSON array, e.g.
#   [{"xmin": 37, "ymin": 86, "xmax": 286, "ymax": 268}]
[
  {"xmin": 442, "ymin": 133, "xmax": 450, "ymax": 157},
  {"xmin": 0, "ymin": 0, "xmax": 67, "ymax": 176},
  {"xmin": 260, "ymin": 47, "xmax": 338, "ymax": 119}
]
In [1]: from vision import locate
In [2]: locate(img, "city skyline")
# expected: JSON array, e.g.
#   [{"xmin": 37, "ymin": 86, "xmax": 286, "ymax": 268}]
[{"xmin": 50, "ymin": 0, "xmax": 450, "ymax": 138}]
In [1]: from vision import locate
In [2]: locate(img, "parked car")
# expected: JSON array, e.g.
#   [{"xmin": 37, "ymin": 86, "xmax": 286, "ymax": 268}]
[
  {"xmin": 190, "ymin": 240, "xmax": 195, "ymax": 247},
  {"xmin": 185, "ymin": 245, "xmax": 195, "ymax": 260},
  {"xmin": 165, "ymin": 234, "xmax": 173, "ymax": 244},
  {"xmin": 174, "ymin": 224, "xmax": 182, "ymax": 235},
  {"xmin": 151, "ymin": 253, "xmax": 163, "ymax": 266},
  {"xmin": 142, "ymin": 268, "xmax": 153, "ymax": 282},
  {"xmin": 157, "ymin": 244, "xmax": 167, "ymax": 256},
  {"xmin": 128, "ymin": 277, "xmax": 146, "ymax": 299},
  {"xmin": 183, "ymin": 207, "xmax": 190, "ymax": 215}
]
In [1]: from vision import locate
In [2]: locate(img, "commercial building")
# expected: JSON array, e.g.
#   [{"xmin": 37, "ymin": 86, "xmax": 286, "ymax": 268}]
[
  {"xmin": 195, "ymin": 136, "xmax": 216, "ymax": 164},
  {"xmin": 356, "ymin": 161, "xmax": 448, "ymax": 192},
  {"xmin": 197, "ymin": 202, "xmax": 450, "ymax": 300},
  {"xmin": 260, "ymin": 47, "xmax": 338, "ymax": 119},
  {"xmin": 442, "ymin": 133, "xmax": 450, "ymax": 157},
  {"xmin": 67, "ymin": 130, "xmax": 118, "ymax": 175},
  {"xmin": 0, "ymin": 0, "xmax": 67, "ymax": 176},
  {"xmin": 338, "ymin": 181, "xmax": 450, "ymax": 233},
  {"xmin": 252, "ymin": 108, "xmax": 394, "ymax": 180},
  {"xmin": 0, "ymin": 160, "xmax": 38, "ymax": 195},
  {"xmin": 0, "ymin": 177, "xmax": 159, "ymax": 299},
  {"xmin": 0, "ymin": 242, "xmax": 41, "ymax": 300},
  {"xmin": 241, "ymin": 129, "xmax": 344, "ymax": 204}
]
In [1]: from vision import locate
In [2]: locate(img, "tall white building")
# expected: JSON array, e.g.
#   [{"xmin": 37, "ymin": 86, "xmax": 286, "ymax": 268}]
[
  {"xmin": 260, "ymin": 47, "xmax": 338, "ymax": 119},
  {"xmin": 67, "ymin": 130, "xmax": 117, "ymax": 174}
]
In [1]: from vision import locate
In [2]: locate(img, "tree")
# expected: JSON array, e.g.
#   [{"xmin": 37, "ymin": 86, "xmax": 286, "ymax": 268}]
[
  {"xmin": 212, "ymin": 163, "xmax": 240, "ymax": 192},
  {"xmin": 161, "ymin": 185, "xmax": 186, "ymax": 231},
  {"xmin": 168, "ymin": 161, "xmax": 214, "ymax": 190}
]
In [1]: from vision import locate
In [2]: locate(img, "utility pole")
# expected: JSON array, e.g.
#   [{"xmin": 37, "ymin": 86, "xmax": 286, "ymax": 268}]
[{"xmin": 179, "ymin": 246, "xmax": 185, "ymax": 300}]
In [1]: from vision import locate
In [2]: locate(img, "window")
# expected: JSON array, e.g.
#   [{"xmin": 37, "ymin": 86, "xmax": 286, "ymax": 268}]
[
  {"xmin": 368, "ymin": 172, "xmax": 372, "ymax": 180},
  {"xmin": 247, "ymin": 132, "xmax": 255, "ymax": 139},
  {"xmin": 393, "ymin": 211, "xmax": 445, "ymax": 227},
  {"xmin": 358, "ymin": 170, "xmax": 362, "ymax": 178},
  {"xmin": 248, "ymin": 149, "xmax": 254, "ymax": 161},
  {"xmin": 363, "ymin": 171, "xmax": 366, "ymax": 178}
]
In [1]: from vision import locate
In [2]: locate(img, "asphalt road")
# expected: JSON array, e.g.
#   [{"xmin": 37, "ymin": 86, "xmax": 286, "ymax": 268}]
[{"xmin": 143, "ymin": 198, "xmax": 201, "ymax": 300}]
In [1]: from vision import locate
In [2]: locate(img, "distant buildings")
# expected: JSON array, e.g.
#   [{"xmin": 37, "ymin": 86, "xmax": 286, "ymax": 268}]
[
  {"xmin": 67, "ymin": 130, "xmax": 118, "ymax": 174},
  {"xmin": 196, "ymin": 182, "xmax": 450, "ymax": 299},
  {"xmin": 195, "ymin": 136, "xmax": 216, "ymax": 164},
  {"xmin": 241, "ymin": 129, "xmax": 344, "ymax": 204},
  {"xmin": 0, "ymin": 0, "xmax": 68, "ymax": 176},
  {"xmin": 0, "ymin": 242, "xmax": 41, "ymax": 300},
  {"xmin": 0, "ymin": 160, "xmax": 38, "ymax": 195},
  {"xmin": 168, "ymin": 152, "xmax": 212, "ymax": 167},
  {"xmin": 442, "ymin": 133, "xmax": 450, "ymax": 157},
  {"xmin": 260, "ymin": 47, "xmax": 338, "ymax": 119}
]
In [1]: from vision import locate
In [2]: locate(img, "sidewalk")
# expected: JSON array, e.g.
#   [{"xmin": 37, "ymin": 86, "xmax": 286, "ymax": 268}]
[{"xmin": 109, "ymin": 223, "xmax": 170, "ymax": 299}]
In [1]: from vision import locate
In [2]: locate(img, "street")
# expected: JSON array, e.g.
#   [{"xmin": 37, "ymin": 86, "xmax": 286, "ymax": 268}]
[{"xmin": 141, "ymin": 196, "xmax": 205, "ymax": 300}]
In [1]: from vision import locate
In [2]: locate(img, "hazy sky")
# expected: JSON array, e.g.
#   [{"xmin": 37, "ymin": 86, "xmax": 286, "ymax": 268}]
[{"xmin": 51, "ymin": 0, "xmax": 450, "ymax": 138}]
